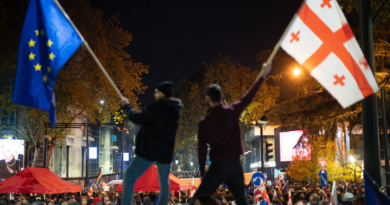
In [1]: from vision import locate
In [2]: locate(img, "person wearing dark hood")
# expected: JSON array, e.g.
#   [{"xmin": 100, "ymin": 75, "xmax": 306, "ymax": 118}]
[
  {"xmin": 120, "ymin": 81, "xmax": 183, "ymax": 205},
  {"xmin": 191, "ymin": 63, "xmax": 272, "ymax": 205}
]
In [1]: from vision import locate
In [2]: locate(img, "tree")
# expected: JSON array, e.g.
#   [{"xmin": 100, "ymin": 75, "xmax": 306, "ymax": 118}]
[
  {"xmin": 0, "ymin": 0, "xmax": 148, "ymax": 166},
  {"xmin": 176, "ymin": 55, "xmax": 280, "ymax": 158}
]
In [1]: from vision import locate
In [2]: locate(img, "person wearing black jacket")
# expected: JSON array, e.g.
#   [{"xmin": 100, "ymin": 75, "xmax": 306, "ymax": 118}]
[{"xmin": 120, "ymin": 81, "xmax": 183, "ymax": 205}]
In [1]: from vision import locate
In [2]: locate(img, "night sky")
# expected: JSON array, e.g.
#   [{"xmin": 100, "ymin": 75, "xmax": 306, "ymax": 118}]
[{"xmin": 91, "ymin": 0, "xmax": 303, "ymax": 106}]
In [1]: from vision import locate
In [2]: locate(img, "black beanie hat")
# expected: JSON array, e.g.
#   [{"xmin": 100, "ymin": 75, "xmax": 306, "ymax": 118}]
[{"xmin": 156, "ymin": 81, "xmax": 173, "ymax": 97}]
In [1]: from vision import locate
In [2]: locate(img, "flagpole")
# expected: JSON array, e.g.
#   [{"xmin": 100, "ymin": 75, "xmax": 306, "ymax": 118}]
[
  {"xmin": 53, "ymin": 0, "xmax": 124, "ymax": 98},
  {"xmin": 264, "ymin": 13, "xmax": 298, "ymax": 66},
  {"xmin": 264, "ymin": 0, "xmax": 306, "ymax": 65}
]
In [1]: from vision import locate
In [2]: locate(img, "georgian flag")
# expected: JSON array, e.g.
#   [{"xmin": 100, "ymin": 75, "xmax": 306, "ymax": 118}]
[
  {"xmin": 330, "ymin": 180, "xmax": 338, "ymax": 205},
  {"xmin": 287, "ymin": 190, "xmax": 293, "ymax": 205},
  {"xmin": 281, "ymin": 0, "xmax": 378, "ymax": 108},
  {"xmin": 254, "ymin": 178, "xmax": 271, "ymax": 204},
  {"xmin": 190, "ymin": 176, "xmax": 196, "ymax": 198}
]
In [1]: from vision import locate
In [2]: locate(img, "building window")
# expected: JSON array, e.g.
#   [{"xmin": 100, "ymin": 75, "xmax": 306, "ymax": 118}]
[{"xmin": 0, "ymin": 111, "xmax": 15, "ymax": 125}]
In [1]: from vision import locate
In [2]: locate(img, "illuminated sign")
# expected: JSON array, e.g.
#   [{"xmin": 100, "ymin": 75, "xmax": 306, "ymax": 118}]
[
  {"xmin": 279, "ymin": 130, "xmax": 310, "ymax": 162},
  {"xmin": 123, "ymin": 153, "xmax": 129, "ymax": 161},
  {"xmin": 89, "ymin": 147, "xmax": 97, "ymax": 159}
]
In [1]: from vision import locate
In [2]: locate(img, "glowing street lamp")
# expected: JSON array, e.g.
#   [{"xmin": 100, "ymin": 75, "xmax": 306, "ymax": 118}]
[
  {"xmin": 349, "ymin": 155, "xmax": 355, "ymax": 162},
  {"xmin": 293, "ymin": 68, "xmax": 301, "ymax": 76},
  {"xmin": 100, "ymin": 100, "xmax": 104, "ymax": 104}
]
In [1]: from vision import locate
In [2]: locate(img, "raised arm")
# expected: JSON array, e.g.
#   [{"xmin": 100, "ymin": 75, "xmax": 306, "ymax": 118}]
[
  {"xmin": 231, "ymin": 63, "xmax": 272, "ymax": 114},
  {"xmin": 120, "ymin": 97, "xmax": 155, "ymax": 124}
]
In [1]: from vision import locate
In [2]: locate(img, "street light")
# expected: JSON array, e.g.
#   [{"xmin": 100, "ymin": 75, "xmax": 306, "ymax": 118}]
[
  {"xmin": 100, "ymin": 100, "xmax": 104, "ymax": 104},
  {"xmin": 293, "ymin": 68, "xmax": 301, "ymax": 76},
  {"xmin": 349, "ymin": 155, "xmax": 357, "ymax": 183}
]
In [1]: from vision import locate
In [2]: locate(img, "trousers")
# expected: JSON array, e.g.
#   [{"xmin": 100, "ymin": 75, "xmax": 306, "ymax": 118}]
[
  {"xmin": 192, "ymin": 158, "xmax": 248, "ymax": 205},
  {"xmin": 121, "ymin": 156, "xmax": 170, "ymax": 205}
]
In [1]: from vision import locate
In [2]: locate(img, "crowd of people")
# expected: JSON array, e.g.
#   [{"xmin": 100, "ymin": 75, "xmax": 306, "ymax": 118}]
[
  {"xmin": 171, "ymin": 171, "xmax": 201, "ymax": 179},
  {"xmin": 0, "ymin": 191, "xmax": 120, "ymax": 205},
  {"xmin": 0, "ymin": 179, "xmax": 367, "ymax": 205},
  {"xmin": 248, "ymin": 181, "xmax": 365, "ymax": 205}
]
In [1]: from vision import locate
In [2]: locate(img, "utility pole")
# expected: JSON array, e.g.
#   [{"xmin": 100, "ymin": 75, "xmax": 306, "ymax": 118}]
[
  {"xmin": 86, "ymin": 125, "xmax": 89, "ymax": 187},
  {"xmin": 359, "ymin": 0, "xmax": 382, "ymax": 187},
  {"xmin": 260, "ymin": 124, "xmax": 264, "ymax": 174},
  {"xmin": 381, "ymin": 87, "xmax": 390, "ymax": 195}
]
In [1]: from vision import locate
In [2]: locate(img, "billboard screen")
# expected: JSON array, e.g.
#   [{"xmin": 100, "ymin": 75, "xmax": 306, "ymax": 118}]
[
  {"xmin": 0, "ymin": 139, "xmax": 24, "ymax": 181},
  {"xmin": 279, "ymin": 130, "xmax": 310, "ymax": 162},
  {"xmin": 123, "ymin": 153, "xmax": 129, "ymax": 161},
  {"xmin": 89, "ymin": 147, "xmax": 97, "ymax": 159}
]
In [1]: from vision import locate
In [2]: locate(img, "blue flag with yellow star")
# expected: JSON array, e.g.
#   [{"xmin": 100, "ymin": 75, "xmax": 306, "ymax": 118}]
[
  {"xmin": 247, "ymin": 181, "xmax": 254, "ymax": 194},
  {"xmin": 364, "ymin": 170, "xmax": 390, "ymax": 204},
  {"xmin": 12, "ymin": 0, "xmax": 82, "ymax": 127}
]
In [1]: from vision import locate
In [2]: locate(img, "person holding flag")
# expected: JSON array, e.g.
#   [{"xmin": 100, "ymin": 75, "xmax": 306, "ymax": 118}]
[
  {"xmin": 192, "ymin": 62, "xmax": 272, "ymax": 205},
  {"xmin": 120, "ymin": 81, "xmax": 183, "ymax": 205}
]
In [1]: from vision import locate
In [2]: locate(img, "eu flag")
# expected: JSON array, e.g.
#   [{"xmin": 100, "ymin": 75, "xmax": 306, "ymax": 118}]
[
  {"xmin": 247, "ymin": 181, "xmax": 254, "ymax": 194},
  {"xmin": 364, "ymin": 170, "xmax": 390, "ymax": 204},
  {"xmin": 12, "ymin": 0, "xmax": 82, "ymax": 127}
]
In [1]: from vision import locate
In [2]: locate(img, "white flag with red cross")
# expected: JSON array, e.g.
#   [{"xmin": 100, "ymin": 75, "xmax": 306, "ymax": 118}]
[
  {"xmin": 280, "ymin": 0, "xmax": 378, "ymax": 108},
  {"xmin": 254, "ymin": 178, "xmax": 271, "ymax": 203},
  {"xmin": 287, "ymin": 189, "xmax": 293, "ymax": 205},
  {"xmin": 189, "ymin": 176, "xmax": 196, "ymax": 198}
]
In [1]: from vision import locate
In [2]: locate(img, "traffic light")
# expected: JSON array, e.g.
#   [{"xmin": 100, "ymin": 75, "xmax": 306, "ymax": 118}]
[{"xmin": 265, "ymin": 142, "xmax": 273, "ymax": 162}]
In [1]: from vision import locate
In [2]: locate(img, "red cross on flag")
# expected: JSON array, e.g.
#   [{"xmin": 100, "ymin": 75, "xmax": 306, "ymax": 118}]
[
  {"xmin": 287, "ymin": 189, "xmax": 293, "ymax": 205},
  {"xmin": 190, "ymin": 176, "xmax": 196, "ymax": 198},
  {"xmin": 280, "ymin": 0, "xmax": 378, "ymax": 108}
]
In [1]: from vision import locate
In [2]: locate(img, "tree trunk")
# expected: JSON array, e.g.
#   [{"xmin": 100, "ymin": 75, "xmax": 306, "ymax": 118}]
[
  {"xmin": 46, "ymin": 137, "xmax": 57, "ymax": 168},
  {"xmin": 25, "ymin": 140, "xmax": 32, "ymax": 167},
  {"xmin": 32, "ymin": 141, "xmax": 40, "ymax": 167}
]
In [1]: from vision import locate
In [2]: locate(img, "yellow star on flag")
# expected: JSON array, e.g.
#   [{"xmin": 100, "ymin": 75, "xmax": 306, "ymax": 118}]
[
  {"xmin": 35, "ymin": 30, "xmax": 39, "ymax": 36},
  {"xmin": 28, "ymin": 39, "xmax": 36, "ymax": 47},
  {"xmin": 41, "ymin": 29, "xmax": 45, "ymax": 36},
  {"xmin": 47, "ymin": 39, "xmax": 53, "ymax": 47},
  {"xmin": 34, "ymin": 63, "xmax": 41, "ymax": 71},
  {"xmin": 49, "ymin": 52, "xmax": 55, "ymax": 60},
  {"xmin": 43, "ymin": 75, "xmax": 48, "ymax": 82},
  {"xmin": 28, "ymin": 52, "xmax": 35, "ymax": 60},
  {"xmin": 47, "ymin": 66, "xmax": 51, "ymax": 73}
]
